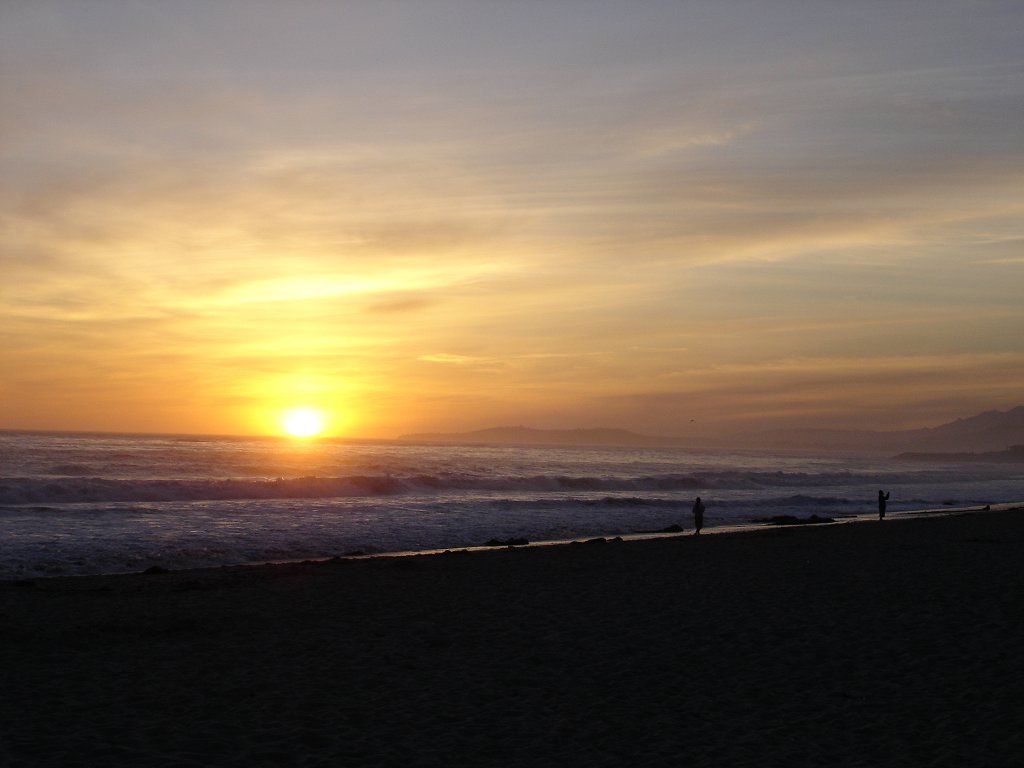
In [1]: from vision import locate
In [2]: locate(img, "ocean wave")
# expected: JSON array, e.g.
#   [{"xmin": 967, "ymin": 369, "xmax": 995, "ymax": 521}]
[
  {"xmin": 748, "ymin": 494, "xmax": 855, "ymax": 507},
  {"xmin": 44, "ymin": 464, "xmax": 97, "ymax": 476},
  {"xmin": 0, "ymin": 476, "xmax": 407, "ymax": 504},
  {"xmin": 0, "ymin": 467, "xmax": 986, "ymax": 505}
]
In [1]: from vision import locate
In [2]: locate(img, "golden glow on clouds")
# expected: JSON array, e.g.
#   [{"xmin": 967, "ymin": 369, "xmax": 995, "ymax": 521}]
[{"xmin": 1, "ymin": 3, "xmax": 1022, "ymax": 438}]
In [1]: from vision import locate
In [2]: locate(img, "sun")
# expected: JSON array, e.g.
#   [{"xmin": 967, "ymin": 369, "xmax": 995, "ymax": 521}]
[{"xmin": 282, "ymin": 407, "xmax": 326, "ymax": 438}]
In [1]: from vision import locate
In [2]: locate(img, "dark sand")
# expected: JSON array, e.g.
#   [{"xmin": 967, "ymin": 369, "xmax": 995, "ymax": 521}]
[{"xmin": 2, "ymin": 510, "xmax": 1023, "ymax": 767}]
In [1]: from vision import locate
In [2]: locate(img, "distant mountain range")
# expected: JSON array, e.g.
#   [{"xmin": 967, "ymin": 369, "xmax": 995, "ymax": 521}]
[
  {"xmin": 400, "ymin": 406, "xmax": 1024, "ymax": 455},
  {"xmin": 732, "ymin": 406, "xmax": 1024, "ymax": 454}
]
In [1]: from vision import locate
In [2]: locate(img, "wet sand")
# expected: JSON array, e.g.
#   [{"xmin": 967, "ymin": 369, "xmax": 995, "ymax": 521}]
[{"xmin": 2, "ymin": 509, "xmax": 1023, "ymax": 767}]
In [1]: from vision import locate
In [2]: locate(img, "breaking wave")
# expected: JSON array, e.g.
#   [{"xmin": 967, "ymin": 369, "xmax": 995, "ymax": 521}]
[{"xmin": 0, "ymin": 470, "xmax": 889, "ymax": 504}]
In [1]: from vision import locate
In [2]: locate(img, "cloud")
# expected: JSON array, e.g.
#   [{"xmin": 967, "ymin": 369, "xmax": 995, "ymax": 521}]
[
  {"xmin": 418, "ymin": 354, "xmax": 475, "ymax": 365},
  {"xmin": 366, "ymin": 295, "xmax": 438, "ymax": 314},
  {"xmin": 597, "ymin": 352, "xmax": 1024, "ymax": 432},
  {"xmin": 2, "ymin": 1, "xmax": 1022, "ymax": 436}
]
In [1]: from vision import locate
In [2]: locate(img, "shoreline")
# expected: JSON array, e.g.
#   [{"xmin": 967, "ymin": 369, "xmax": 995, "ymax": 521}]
[
  {"xmin": 7, "ymin": 500, "xmax": 1019, "ymax": 585},
  {"xmin": 299, "ymin": 499, "xmax": 1023, "ymax": 565},
  {"xmin": 3, "ymin": 506, "xmax": 1023, "ymax": 765}
]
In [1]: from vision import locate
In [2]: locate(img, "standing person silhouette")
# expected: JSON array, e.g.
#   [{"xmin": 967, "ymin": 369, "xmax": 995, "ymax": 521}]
[
  {"xmin": 692, "ymin": 496, "xmax": 705, "ymax": 535},
  {"xmin": 878, "ymin": 490, "xmax": 890, "ymax": 520}
]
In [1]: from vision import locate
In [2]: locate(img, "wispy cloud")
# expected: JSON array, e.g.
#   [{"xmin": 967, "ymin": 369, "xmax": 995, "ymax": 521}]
[{"xmin": 2, "ymin": 1, "xmax": 1022, "ymax": 435}]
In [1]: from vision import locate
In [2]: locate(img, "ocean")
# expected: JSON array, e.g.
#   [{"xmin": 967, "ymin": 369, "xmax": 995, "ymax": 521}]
[{"xmin": 1, "ymin": 430, "xmax": 1021, "ymax": 579}]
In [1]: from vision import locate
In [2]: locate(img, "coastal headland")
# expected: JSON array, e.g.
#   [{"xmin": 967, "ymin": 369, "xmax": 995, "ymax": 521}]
[{"xmin": 2, "ymin": 508, "xmax": 1022, "ymax": 766}]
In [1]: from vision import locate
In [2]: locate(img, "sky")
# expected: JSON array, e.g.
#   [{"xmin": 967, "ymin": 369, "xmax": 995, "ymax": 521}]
[{"xmin": 2, "ymin": 1, "xmax": 1022, "ymax": 439}]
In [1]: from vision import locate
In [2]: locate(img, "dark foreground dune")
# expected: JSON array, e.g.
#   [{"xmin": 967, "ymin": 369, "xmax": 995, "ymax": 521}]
[{"xmin": 2, "ymin": 510, "xmax": 1023, "ymax": 767}]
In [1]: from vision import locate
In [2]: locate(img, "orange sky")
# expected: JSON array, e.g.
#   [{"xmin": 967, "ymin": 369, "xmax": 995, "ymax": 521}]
[{"xmin": 2, "ymin": 2, "xmax": 1022, "ymax": 439}]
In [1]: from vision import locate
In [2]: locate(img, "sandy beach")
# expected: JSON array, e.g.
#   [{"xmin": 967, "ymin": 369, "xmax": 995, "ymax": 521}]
[{"xmin": 2, "ymin": 509, "xmax": 1022, "ymax": 767}]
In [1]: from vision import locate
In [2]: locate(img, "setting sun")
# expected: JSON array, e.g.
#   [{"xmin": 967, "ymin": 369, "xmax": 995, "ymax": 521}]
[{"xmin": 282, "ymin": 407, "xmax": 326, "ymax": 438}]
